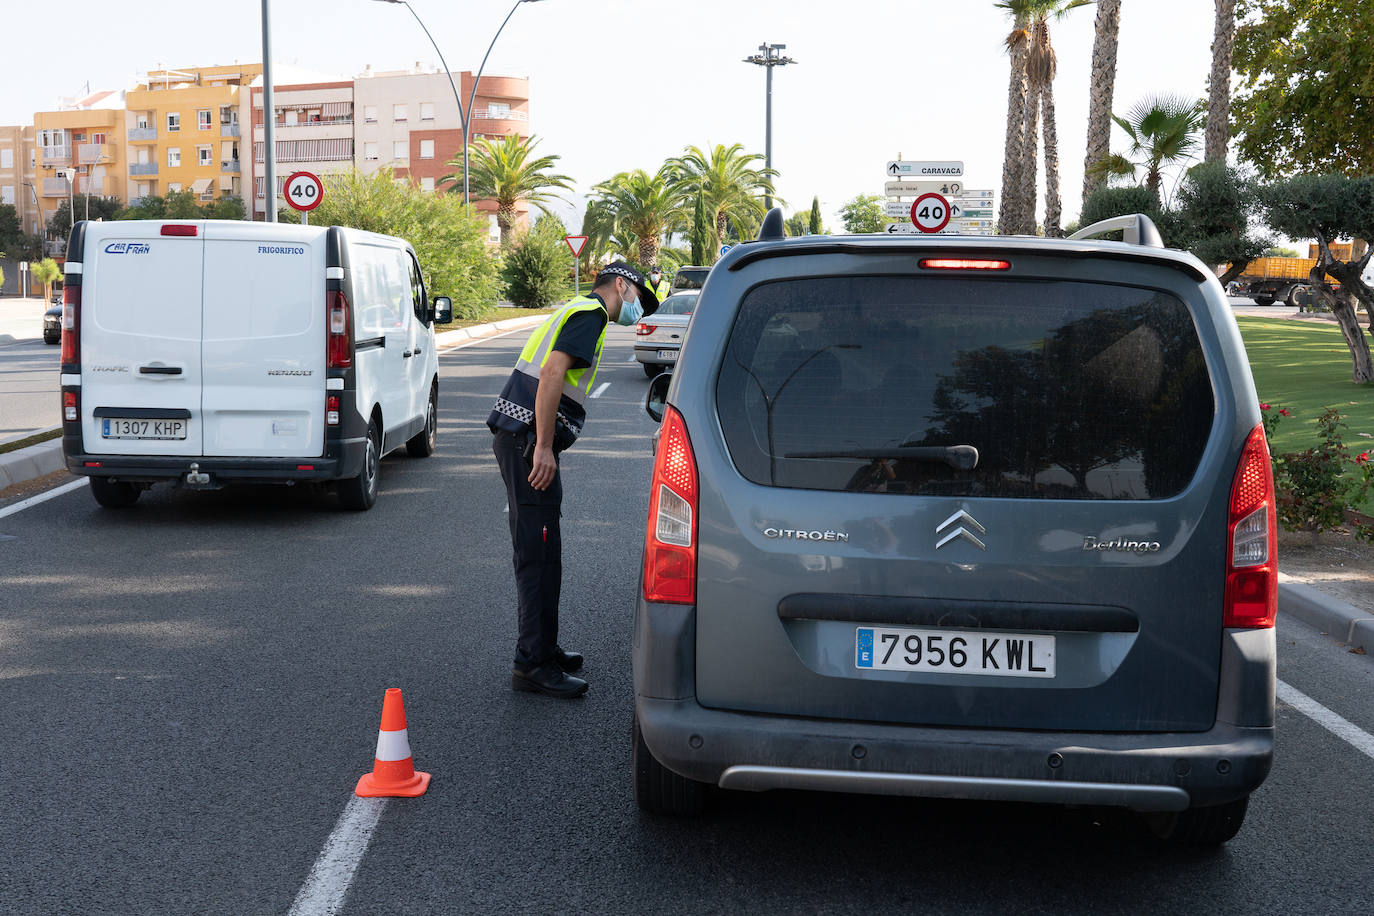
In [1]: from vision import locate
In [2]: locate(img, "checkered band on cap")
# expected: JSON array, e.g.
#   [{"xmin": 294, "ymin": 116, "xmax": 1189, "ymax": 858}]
[{"xmin": 597, "ymin": 263, "xmax": 644, "ymax": 286}]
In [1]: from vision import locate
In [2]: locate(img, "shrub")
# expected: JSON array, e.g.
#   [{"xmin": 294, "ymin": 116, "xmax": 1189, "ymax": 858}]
[
  {"xmin": 502, "ymin": 215, "xmax": 570, "ymax": 309},
  {"xmin": 1264, "ymin": 404, "xmax": 1373, "ymax": 540}
]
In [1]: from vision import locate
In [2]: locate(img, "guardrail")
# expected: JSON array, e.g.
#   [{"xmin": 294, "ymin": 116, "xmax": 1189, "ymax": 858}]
[
  {"xmin": 471, "ymin": 108, "xmax": 527, "ymax": 121},
  {"xmin": 127, "ymin": 127, "xmax": 157, "ymax": 142},
  {"xmin": 129, "ymin": 162, "xmax": 159, "ymax": 176}
]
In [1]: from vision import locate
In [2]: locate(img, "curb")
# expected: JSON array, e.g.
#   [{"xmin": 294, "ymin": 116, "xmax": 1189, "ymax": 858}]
[
  {"xmin": 0, "ymin": 438, "xmax": 65, "ymax": 491},
  {"xmin": 1278, "ymin": 580, "xmax": 1374, "ymax": 662},
  {"xmin": 435, "ymin": 313, "xmax": 545, "ymax": 348}
]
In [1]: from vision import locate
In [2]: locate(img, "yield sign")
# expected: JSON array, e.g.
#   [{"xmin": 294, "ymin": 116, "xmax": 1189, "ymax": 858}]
[{"xmin": 565, "ymin": 235, "xmax": 589, "ymax": 257}]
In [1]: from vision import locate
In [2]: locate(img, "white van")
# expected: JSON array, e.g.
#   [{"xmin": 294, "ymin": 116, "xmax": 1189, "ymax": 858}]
[{"xmin": 59, "ymin": 219, "xmax": 453, "ymax": 510}]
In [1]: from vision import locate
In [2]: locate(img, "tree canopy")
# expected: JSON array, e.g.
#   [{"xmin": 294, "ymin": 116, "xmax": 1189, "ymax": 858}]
[{"xmin": 1232, "ymin": 0, "xmax": 1374, "ymax": 179}]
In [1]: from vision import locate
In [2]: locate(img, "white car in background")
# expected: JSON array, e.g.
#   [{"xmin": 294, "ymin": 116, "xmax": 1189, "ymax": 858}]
[{"xmin": 634, "ymin": 291, "xmax": 698, "ymax": 377}]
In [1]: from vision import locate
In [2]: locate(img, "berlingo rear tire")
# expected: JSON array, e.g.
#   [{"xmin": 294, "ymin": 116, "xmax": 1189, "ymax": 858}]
[
  {"xmin": 89, "ymin": 477, "xmax": 141, "ymax": 508},
  {"xmin": 1144, "ymin": 795, "xmax": 1249, "ymax": 845},
  {"xmin": 338, "ymin": 420, "xmax": 380, "ymax": 511},
  {"xmin": 632, "ymin": 712, "xmax": 706, "ymax": 816}
]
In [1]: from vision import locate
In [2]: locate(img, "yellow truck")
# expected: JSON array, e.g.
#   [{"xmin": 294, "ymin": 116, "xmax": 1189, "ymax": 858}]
[{"xmin": 1232, "ymin": 257, "xmax": 1333, "ymax": 307}]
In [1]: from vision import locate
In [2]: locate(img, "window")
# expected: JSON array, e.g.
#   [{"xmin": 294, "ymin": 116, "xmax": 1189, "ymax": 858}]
[
  {"xmin": 420, "ymin": 102, "xmax": 435, "ymax": 121},
  {"xmin": 364, "ymin": 105, "xmax": 377, "ymax": 123},
  {"xmin": 168, "ymin": 148, "xmax": 181, "ymax": 167},
  {"xmin": 393, "ymin": 104, "xmax": 407, "ymax": 122},
  {"xmin": 488, "ymin": 102, "xmax": 511, "ymax": 118},
  {"xmin": 714, "ymin": 277, "xmax": 1214, "ymax": 499},
  {"xmin": 167, "ymin": 112, "xmax": 180, "ymax": 132},
  {"xmin": 1, "ymin": 186, "xmax": 14, "ymax": 205},
  {"xmin": 285, "ymin": 110, "xmax": 298, "ymax": 126},
  {"xmin": 198, "ymin": 145, "xmax": 213, "ymax": 166},
  {"xmin": 198, "ymin": 109, "xmax": 212, "ymax": 130},
  {"xmin": 419, "ymin": 139, "xmax": 434, "ymax": 160},
  {"xmin": 420, "ymin": 177, "xmax": 435, "ymax": 192},
  {"xmin": 168, "ymin": 182, "xmax": 182, "ymax": 192},
  {"xmin": 90, "ymin": 132, "xmax": 106, "ymax": 145},
  {"xmin": 364, "ymin": 142, "xmax": 378, "ymax": 161},
  {"xmin": 393, "ymin": 140, "xmax": 408, "ymax": 161},
  {"xmin": 0, "ymin": 149, "xmax": 11, "ymax": 169}
]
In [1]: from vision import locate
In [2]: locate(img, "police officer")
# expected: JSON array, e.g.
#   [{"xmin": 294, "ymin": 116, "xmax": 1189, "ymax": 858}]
[
  {"xmin": 488, "ymin": 262, "xmax": 659, "ymax": 697},
  {"xmin": 648, "ymin": 266, "xmax": 672, "ymax": 302}
]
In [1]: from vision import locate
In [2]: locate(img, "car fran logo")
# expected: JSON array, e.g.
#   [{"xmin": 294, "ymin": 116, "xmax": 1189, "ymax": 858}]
[{"xmin": 103, "ymin": 242, "xmax": 151, "ymax": 255}]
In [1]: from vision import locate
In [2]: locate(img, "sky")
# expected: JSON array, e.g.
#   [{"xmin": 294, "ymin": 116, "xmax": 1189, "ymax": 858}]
[{"xmin": 2, "ymin": 0, "xmax": 1222, "ymax": 233}]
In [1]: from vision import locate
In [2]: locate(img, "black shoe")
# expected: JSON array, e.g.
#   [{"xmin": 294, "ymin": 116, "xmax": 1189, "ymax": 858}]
[
  {"xmin": 512, "ymin": 662, "xmax": 589, "ymax": 698},
  {"xmin": 554, "ymin": 646, "xmax": 584, "ymax": 673}
]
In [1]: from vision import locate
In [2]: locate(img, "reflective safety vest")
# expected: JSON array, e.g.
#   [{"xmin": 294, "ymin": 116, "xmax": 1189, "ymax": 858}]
[
  {"xmin": 487, "ymin": 295, "xmax": 608, "ymax": 450},
  {"xmin": 651, "ymin": 277, "xmax": 671, "ymax": 300}
]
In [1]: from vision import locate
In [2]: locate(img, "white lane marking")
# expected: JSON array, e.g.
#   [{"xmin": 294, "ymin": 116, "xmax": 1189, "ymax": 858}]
[
  {"xmin": 0, "ymin": 479, "xmax": 88, "ymax": 520},
  {"xmin": 1278, "ymin": 678, "xmax": 1374, "ymax": 762},
  {"xmin": 287, "ymin": 796, "xmax": 388, "ymax": 916},
  {"xmin": 590, "ymin": 382, "xmax": 610, "ymax": 399}
]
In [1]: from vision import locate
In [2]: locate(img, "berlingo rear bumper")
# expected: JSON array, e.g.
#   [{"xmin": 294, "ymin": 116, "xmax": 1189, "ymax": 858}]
[{"xmin": 633, "ymin": 600, "xmax": 1275, "ymax": 812}]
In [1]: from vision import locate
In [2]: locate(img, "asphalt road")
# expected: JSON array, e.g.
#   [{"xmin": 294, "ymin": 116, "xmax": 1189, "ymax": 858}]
[
  {"xmin": 0, "ymin": 333, "xmax": 61, "ymax": 443},
  {"xmin": 2, "ymin": 326, "xmax": 1372, "ymax": 915}
]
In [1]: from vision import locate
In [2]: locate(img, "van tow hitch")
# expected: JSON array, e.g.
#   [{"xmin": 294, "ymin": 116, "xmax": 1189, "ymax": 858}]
[{"xmin": 184, "ymin": 463, "xmax": 213, "ymax": 487}]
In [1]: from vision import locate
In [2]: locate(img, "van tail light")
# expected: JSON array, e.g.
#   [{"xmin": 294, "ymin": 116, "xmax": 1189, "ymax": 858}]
[
  {"xmin": 643, "ymin": 406, "xmax": 698, "ymax": 604},
  {"xmin": 1224, "ymin": 424, "xmax": 1277, "ymax": 628},
  {"xmin": 60, "ymin": 284, "xmax": 80, "ymax": 363},
  {"xmin": 326, "ymin": 395, "xmax": 340, "ymax": 426},
  {"xmin": 636, "ymin": 323, "xmax": 656, "ymax": 336},
  {"xmin": 327, "ymin": 291, "xmax": 352, "ymax": 369},
  {"xmin": 63, "ymin": 390, "xmax": 78, "ymax": 422}
]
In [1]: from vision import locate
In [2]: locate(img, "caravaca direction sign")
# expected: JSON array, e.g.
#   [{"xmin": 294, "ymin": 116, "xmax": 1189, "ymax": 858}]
[{"xmin": 887, "ymin": 160, "xmax": 964, "ymax": 177}]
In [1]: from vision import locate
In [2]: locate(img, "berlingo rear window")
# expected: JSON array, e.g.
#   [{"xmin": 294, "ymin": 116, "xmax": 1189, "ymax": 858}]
[{"xmin": 715, "ymin": 276, "xmax": 1213, "ymax": 498}]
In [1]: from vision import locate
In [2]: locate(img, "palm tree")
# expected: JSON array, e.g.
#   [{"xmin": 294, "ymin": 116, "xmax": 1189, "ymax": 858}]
[
  {"xmin": 667, "ymin": 143, "xmax": 777, "ymax": 253},
  {"xmin": 586, "ymin": 167, "xmax": 684, "ymax": 269},
  {"xmin": 1082, "ymin": 0, "xmax": 1122, "ymax": 203},
  {"xmin": 31, "ymin": 257, "xmax": 61, "ymax": 303},
  {"xmin": 1017, "ymin": 0, "xmax": 1091, "ymax": 236},
  {"xmin": 996, "ymin": 3, "xmax": 1032, "ymax": 235},
  {"xmin": 1205, "ymin": 0, "xmax": 1237, "ymax": 162},
  {"xmin": 1089, "ymin": 94, "xmax": 1207, "ymax": 201},
  {"xmin": 439, "ymin": 134, "xmax": 573, "ymax": 244}
]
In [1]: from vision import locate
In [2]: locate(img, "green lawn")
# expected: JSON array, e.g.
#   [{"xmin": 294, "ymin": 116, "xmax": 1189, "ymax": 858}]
[{"xmin": 1235, "ymin": 317, "xmax": 1374, "ymax": 512}]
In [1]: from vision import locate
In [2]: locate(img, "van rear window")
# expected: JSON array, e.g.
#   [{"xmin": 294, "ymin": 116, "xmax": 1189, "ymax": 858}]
[{"xmin": 715, "ymin": 276, "xmax": 1213, "ymax": 499}]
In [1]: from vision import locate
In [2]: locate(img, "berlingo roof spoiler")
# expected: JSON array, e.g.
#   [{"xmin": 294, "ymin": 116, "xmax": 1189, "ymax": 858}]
[{"xmin": 1068, "ymin": 213, "xmax": 1164, "ymax": 248}]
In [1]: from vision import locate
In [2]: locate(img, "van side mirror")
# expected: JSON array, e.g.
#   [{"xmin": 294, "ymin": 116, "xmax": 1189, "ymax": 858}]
[
  {"xmin": 644, "ymin": 372, "xmax": 671, "ymax": 423},
  {"xmin": 432, "ymin": 296, "xmax": 453, "ymax": 324}
]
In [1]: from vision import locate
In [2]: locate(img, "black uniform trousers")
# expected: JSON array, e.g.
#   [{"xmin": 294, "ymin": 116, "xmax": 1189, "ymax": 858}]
[{"xmin": 492, "ymin": 429, "xmax": 563, "ymax": 670}]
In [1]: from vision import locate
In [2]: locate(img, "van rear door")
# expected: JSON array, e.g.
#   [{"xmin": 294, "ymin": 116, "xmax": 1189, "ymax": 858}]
[
  {"xmin": 81, "ymin": 222, "xmax": 204, "ymax": 457},
  {"xmin": 201, "ymin": 223, "xmax": 328, "ymax": 458}
]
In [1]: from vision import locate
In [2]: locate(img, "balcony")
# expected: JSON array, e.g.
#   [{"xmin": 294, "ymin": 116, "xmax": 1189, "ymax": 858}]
[
  {"xmin": 41, "ymin": 178, "xmax": 70, "ymax": 197},
  {"xmin": 129, "ymin": 162, "xmax": 159, "ymax": 176},
  {"xmin": 472, "ymin": 107, "xmax": 527, "ymax": 122},
  {"xmin": 128, "ymin": 127, "xmax": 157, "ymax": 142},
  {"xmin": 78, "ymin": 143, "xmax": 110, "ymax": 165},
  {"xmin": 221, "ymin": 159, "xmax": 241, "ymax": 173},
  {"xmin": 42, "ymin": 146, "xmax": 72, "ymax": 165},
  {"xmin": 221, "ymin": 123, "xmax": 240, "ymax": 138}
]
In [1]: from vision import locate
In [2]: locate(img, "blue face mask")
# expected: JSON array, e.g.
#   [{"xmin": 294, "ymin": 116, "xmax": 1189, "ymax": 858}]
[{"xmin": 617, "ymin": 291, "xmax": 643, "ymax": 326}]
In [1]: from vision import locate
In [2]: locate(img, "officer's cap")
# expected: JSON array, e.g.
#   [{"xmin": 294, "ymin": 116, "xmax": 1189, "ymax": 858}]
[{"xmin": 596, "ymin": 261, "xmax": 659, "ymax": 315}]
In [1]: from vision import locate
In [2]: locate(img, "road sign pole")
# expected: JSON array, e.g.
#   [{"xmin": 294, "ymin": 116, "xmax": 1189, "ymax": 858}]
[{"xmin": 574, "ymin": 252, "xmax": 579, "ymax": 298}]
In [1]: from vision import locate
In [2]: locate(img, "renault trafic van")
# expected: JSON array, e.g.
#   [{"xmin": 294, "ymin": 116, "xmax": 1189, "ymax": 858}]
[{"xmin": 59, "ymin": 219, "xmax": 453, "ymax": 510}]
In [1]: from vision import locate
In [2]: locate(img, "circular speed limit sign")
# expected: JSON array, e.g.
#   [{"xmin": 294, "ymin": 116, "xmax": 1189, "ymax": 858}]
[
  {"xmin": 285, "ymin": 171, "xmax": 324, "ymax": 212},
  {"xmin": 910, "ymin": 192, "xmax": 952, "ymax": 233}
]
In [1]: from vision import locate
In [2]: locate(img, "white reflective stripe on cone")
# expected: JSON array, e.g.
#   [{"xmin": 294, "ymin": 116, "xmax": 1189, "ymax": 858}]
[{"xmin": 374, "ymin": 728, "xmax": 413, "ymax": 762}]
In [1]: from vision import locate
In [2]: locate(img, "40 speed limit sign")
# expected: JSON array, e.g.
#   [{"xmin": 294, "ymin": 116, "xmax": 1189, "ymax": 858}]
[
  {"xmin": 285, "ymin": 171, "xmax": 324, "ymax": 212},
  {"xmin": 909, "ymin": 192, "xmax": 952, "ymax": 233}
]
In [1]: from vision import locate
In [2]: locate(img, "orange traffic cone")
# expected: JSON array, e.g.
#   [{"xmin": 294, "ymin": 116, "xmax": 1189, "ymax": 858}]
[{"xmin": 355, "ymin": 688, "xmax": 431, "ymax": 797}]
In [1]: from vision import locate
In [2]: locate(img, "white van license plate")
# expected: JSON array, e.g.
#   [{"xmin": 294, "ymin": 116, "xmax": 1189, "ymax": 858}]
[
  {"xmin": 102, "ymin": 418, "xmax": 188, "ymax": 440},
  {"xmin": 855, "ymin": 626, "xmax": 1055, "ymax": 678}
]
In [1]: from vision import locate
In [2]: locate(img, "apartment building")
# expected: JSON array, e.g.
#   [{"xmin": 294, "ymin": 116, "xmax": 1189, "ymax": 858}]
[
  {"xmin": 354, "ymin": 65, "xmax": 531, "ymax": 238},
  {"xmin": 247, "ymin": 80, "xmax": 354, "ymax": 219},
  {"xmin": 124, "ymin": 64, "xmax": 263, "ymax": 206},
  {"xmin": 33, "ymin": 90, "xmax": 126, "ymax": 245},
  {"xmin": 0, "ymin": 125, "xmax": 38, "ymax": 236}
]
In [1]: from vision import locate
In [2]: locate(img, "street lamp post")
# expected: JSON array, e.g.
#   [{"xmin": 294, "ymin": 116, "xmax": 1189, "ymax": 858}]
[
  {"xmin": 743, "ymin": 42, "xmax": 795, "ymax": 211},
  {"xmin": 60, "ymin": 167, "xmax": 76, "ymax": 239},
  {"xmin": 262, "ymin": 0, "xmax": 277, "ymax": 222},
  {"xmin": 374, "ymin": 0, "xmax": 545, "ymax": 207}
]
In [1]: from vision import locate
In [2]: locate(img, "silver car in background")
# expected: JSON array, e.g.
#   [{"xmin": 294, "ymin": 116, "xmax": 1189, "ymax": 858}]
[{"xmin": 634, "ymin": 291, "xmax": 698, "ymax": 377}]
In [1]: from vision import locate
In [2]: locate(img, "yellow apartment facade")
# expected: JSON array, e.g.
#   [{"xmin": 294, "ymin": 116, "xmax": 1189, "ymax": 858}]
[
  {"xmin": 124, "ymin": 64, "xmax": 263, "ymax": 206},
  {"xmin": 33, "ymin": 91, "xmax": 126, "ymax": 246}
]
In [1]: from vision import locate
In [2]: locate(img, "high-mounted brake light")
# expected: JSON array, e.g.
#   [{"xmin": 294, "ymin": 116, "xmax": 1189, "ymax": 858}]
[
  {"xmin": 160, "ymin": 224, "xmax": 198, "ymax": 237},
  {"xmin": 1224, "ymin": 424, "xmax": 1277, "ymax": 628},
  {"xmin": 327, "ymin": 291, "xmax": 352, "ymax": 369},
  {"xmin": 60, "ymin": 284, "xmax": 80, "ymax": 364},
  {"xmin": 920, "ymin": 258, "xmax": 1012, "ymax": 271},
  {"xmin": 636, "ymin": 323, "xmax": 657, "ymax": 336},
  {"xmin": 643, "ymin": 406, "xmax": 698, "ymax": 604}
]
